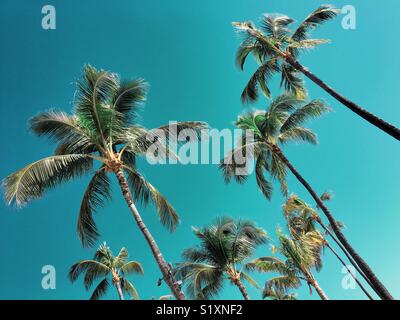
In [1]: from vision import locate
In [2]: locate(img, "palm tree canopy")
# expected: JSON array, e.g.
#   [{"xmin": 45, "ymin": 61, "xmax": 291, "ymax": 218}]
[
  {"xmin": 284, "ymin": 194, "xmax": 345, "ymax": 237},
  {"xmin": 246, "ymin": 228, "xmax": 324, "ymax": 297},
  {"xmin": 2, "ymin": 65, "xmax": 208, "ymax": 247},
  {"xmin": 233, "ymin": 5, "xmax": 339, "ymax": 100},
  {"xmin": 175, "ymin": 217, "xmax": 267, "ymax": 299},
  {"xmin": 220, "ymin": 93, "xmax": 329, "ymax": 199},
  {"xmin": 69, "ymin": 242, "xmax": 143, "ymax": 300}
]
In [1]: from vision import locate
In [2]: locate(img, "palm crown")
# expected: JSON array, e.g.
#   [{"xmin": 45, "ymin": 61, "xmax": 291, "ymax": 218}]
[
  {"xmin": 221, "ymin": 93, "xmax": 329, "ymax": 199},
  {"xmin": 233, "ymin": 5, "xmax": 339, "ymax": 100},
  {"xmin": 246, "ymin": 229, "xmax": 324, "ymax": 299},
  {"xmin": 175, "ymin": 217, "xmax": 267, "ymax": 300},
  {"xmin": 69, "ymin": 243, "xmax": 143, "ymax": 300},
  {"xmin": 3, "ymin": 65, "xmax": 207, "ymax": 247}
]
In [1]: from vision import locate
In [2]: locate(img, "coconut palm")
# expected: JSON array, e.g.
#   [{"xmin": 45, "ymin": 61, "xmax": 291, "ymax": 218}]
[
  {"xmin": 263, "ymin": 282, "xmax": 297, "ymax": 300},
  {"xmin": 220, "ymin": 93, "xmax": 393, "ymax": 299},
  {"xmin": 283, "ymin": 195, "xmax": 373, "ymax": 300},
  {"xmin": 233, "ymin": 5, "xmax": 400, "ymax": 141},
  {"xmin": 175, "ymin": 217, "xmax": 267, "ymax": 300},
  {"xmin": 2, "ymin": 65, "xmax": 208, "ymax": 300},
  {"xmin": 247, "ymin": 229, "xmax": 328, "ymax": 300},
  {"xmin": 69, "ymin": 243, "xmax": 143, "ymax": 300}
]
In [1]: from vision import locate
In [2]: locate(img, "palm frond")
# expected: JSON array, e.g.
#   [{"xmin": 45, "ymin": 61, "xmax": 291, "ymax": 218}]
[
  {"xmin": 280, "ymin": 62, "xmax": 306, "ymax": 98},
  {"xmin": 120, "ymin": 278, "xmax": 140, "ymax": 300},
  {"xmin": 30, "ymin": 111, "xmax": 95, "ymax": 151},
  {"xmin": 3, "ymin": 154, "xmax": 93, "ymax": 207},
  {"xmin": 236, "ymin": 41, "xmax": 264, "ymax": 70},
  {"xmin": 264, "ymin": 275, "xmax": 301, "ymax": 294},
  {"xmin": 78, "ymin": 168, "xmax": 111, "ymax": 247},
  {"xmin": 245, "ymin": 256, "xmax": 288, "ymax": 273},
  {"xmin": 233, "ymin": 22, "xmax": 279, "ymax": 58},
  {"xmin": 68, "ymin": 260, "xmax": 109, "ymax": 284},
  {"xmin": 110, "ymin": 78, "xmax": 147, "ymax": 126},
  {"xmin": 89, "ymin": 278, "xmax": 110, "ymax": 300},
  {"xmin": 255, "ymin": 153, "xmax": 273, "ymax": 200},
  {"xmin": 280, "ymin": 99, "xmax": 330, "ymax": 133},
  {"xmin": 241, "ymin": 59, "xmax": 279, "ymax": 102},
  {"xmin": 74, "ymin": 65, "xmax": 119, "ymax": 143},
  {"xmin": 114, "ymin": 247, "xmax": 129, "ymax": 267},
  {"xmin": 240, "ymin": 271, "xmax": 260, "ymax": 289},
  {"xmin": 175, "ymin": 262, "xmax": 222, "ymax": 300},
  {"xmin": 260, "ymin": 14, "xmax": 294, "ymax": 40},
  {"xmin": 279, "ymin": 127, "xmax": 318, "ymax": 145},
  {"xmin": 120, "ymin": 261, "xmax": 144, "ymax": 275},
  {"xmin": 124, "ymin": 167, "xmax": 179, "ymax": 231},
  {"xmin": 291, "ymin": 5, "xmax": 339, "ymax": 42},
  {"xmin": 263, "ymin": 281, "xmax": 298, "ymax": 300}
]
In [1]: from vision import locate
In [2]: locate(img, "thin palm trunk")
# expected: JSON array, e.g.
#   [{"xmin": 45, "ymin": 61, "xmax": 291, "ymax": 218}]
[
  {"xmin": 325, "ymin": 241, "xmax": 373, "ymax": 300},
  {"xmin": 272, "ymin": 145, "xmax": 394, "ymax": 300},
  {"xmin": 114, "ymin": 169, "xmax": 186, "ymax": 300},
  {"xmin": 315, "ymin": 216, "xmax": 376, "ymax": 299},
  {"xmin": 115, "ymin": 281, "xmax": 125, "ymax": 300},
  {"xmin": 234, "ymin": 278, "xmax": 250, "ymax": 300},
  {"xmin": 285, "ymin": 56, "xmax": 400, "ymax": 141}
]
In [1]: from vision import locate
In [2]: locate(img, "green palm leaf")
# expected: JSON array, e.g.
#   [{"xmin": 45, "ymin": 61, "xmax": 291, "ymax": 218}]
[
  {"xmin": 124, "ymin": 167, "xmax": 179, "ymax": 231},
  {"xmin": 78, "ymin": 168, "xmax": 111, "ymax": 247},
  {"xmin": 3, "ymin": 154, "xmax": 93, "ymax": 206},
  {"xmin": 89, "ymin": 278, "xmax": 110, "ymax": 300}
]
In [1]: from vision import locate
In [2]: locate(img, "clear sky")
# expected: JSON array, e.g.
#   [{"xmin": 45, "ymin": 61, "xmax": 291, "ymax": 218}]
[{"xmin": 0, "ymin": 0, "xmax": 399, "ymax": 300}]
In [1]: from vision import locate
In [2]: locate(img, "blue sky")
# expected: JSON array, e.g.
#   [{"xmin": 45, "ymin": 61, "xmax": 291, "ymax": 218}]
[{"xmin": 0, "ymin": 0, "xmax": 399, "ymax": 300}]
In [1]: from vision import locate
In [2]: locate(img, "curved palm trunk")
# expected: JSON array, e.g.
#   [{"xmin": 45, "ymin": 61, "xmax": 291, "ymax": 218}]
[
  {"xmin": 285, "ymin": 56, "xmax": 400, "ymax": 141},
  {"xmin": 233, "ymin": 278, "xmax": 250, "ymax": 300},
  {"xmin": 310, "ymin": 278, "xmax": 329, "ymax": 300},
  {"xmin": 325, "ymin": 241, "xmax": 373, "ymax": 300},
  {"xmin": 115, "ymin": 281, "xmax": 125, "ymax": 300},
  {"xmin": 315, "ymin": 216, "xmax": 376, "ymax": 299},
  {"xmin": 114, "ymin": 169, "xmax": 186, "ymax": 300},
  {"xmin": 273, "ymin": 145, "xmax": 394, "ymax": 300}
]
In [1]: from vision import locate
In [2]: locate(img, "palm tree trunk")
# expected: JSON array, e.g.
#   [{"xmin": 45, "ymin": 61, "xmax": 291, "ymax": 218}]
[
  {"xmin": 272, "ymin": 145, "xmax": 394, "ymax": 300},
  {"xmin": 114, "ymin": 169, "xmax": 186, "ymax": 300},
  {"xmin": 325, "ymin": 241, "xmax": 374, "ymax": 300},
  {"xmin": 234, "ymin": 278, "xmax": 250, "ymax": 300},
  {"xmin": 285, "ymin": 56, "xmax": 400, "ymax": 141},
  {"xmin": 314, "ymin": 216, "xmax": 375, "ymax": 291},
  {"xmin": 310, "ymin": 278, "xmax": 329, "ymax": 300},
  {"xmin": 115, "ymin": 280, "xmax": 125, "ymax": 300}
]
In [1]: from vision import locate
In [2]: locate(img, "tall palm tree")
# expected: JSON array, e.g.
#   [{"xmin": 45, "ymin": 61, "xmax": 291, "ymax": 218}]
[
  {"xmin": 69, "ymin": 243, "xmax": 143, "ymax": 300},
  {"xmin": 2, "ymin": 65, "xmax": 207, "ymax": 300},
  {"xmin": 283, "ymin": 195, "xmax": 374, "ymax": 300},
  {"xmin": 247, "ymin": 229, "xmax": 329, "ymax": 300},
  {"xmin": 175, "ymin": 217, "xmax": 267, "ymax": 300},
  {"xmin": 220, "ymin": 93, "xmax": 393, "ymax": 299},
  {"xmin": 233, "ymin": 5, "xmax": 400, "ymax": 141}
]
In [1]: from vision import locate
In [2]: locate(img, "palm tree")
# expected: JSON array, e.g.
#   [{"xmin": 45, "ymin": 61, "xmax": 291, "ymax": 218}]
[
  {"xmin": 2, "ymin": 65, "xmax": 208, "ymax": 300},
  {"xmin": 233, "ymin": 5, "xmax": 400, "ymax": 141},
  {"xmin": 175, "ymin": 217, "xmax": 267, "ymax": 300},
  {"xmin": 220, "ymin": 93, "xmax": 393, "ymax": 299},
  {"xmin": 247, "ymin": 229, "xmax": 329, "ymax": 300},
  {"xmin": 263, "ymin": 283, "xmax": 297, "ymax": 300},
  {"xmin": 69, "ymin": 243, "xmax": 143, "ymax": 300},
  {"xmin": 283, "ymin": 195, "xmax": 374, "ymax": 300}
]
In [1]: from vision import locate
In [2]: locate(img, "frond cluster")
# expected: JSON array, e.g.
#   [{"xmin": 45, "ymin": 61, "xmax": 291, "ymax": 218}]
[
  {"xmin": 69, "ymin": 243, "xmax": 143, "ymax": 300},
  {"xmin": 234, "ymin": 5, "xmax": 339, "ymax": 100},
  {"xmin": 2, "ymin": 65, "xmax": 207, "ymax": 248},
  {"xmin": 175, "ymin": 217, "xmax": 267, "ymax": 299},
  {"xmin": 221, "ymin": 93, "xmax": 329, "ymax": 200}
]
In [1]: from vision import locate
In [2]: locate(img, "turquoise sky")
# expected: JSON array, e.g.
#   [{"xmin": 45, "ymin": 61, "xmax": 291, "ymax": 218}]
[{"xmin": 1, "ymin": 0, "xmax": 399, "ymax": 300}]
